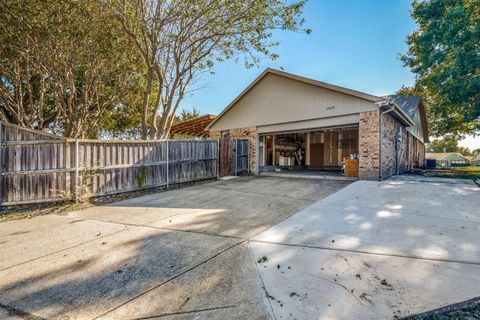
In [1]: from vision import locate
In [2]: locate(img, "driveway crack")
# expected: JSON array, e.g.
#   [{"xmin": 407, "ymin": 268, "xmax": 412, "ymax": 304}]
[
  {"xmin": 250, "ymin": 239, "xmax": 480, "ymax": 266},
  {"xmin": 319, "ymin": 199, "xmax": 480, "ymax": 225},
  {"xmin": 247, "ymin": 242, "xmax": 277, "ymax": 320},
  {"xmin": 0, "ymin": 227, "xmax": 133, "ymax": 272},
  {"xmin": 208, "ymin": 185, "xmax": 319, "ymax": 202},
  {"xmin": 94, "ymin": 240, "xmax": 246, "ymax": 319},
  {"xmin": 132, "ymin": 305, "xmax": 237, "ymax": 319}
]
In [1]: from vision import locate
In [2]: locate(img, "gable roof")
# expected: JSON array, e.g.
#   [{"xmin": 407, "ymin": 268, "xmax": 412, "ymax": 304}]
[
  {"xmin": 383, "ymin": 94, "xmax": 428, "ymax": 142},
  {"xmin": 426, "ymin": 152, "xmax": 471, "ymax": 161},
  {"xmin": 471, "ymin": 153, "xmax": 480, "ymax": 161},
  {"xmin": 425, "ymin": 153, "xmax": 451, "ymax": 161},
  {"xmin": 384, "ymin": 95, "xmax": 421, "ymax": 119},
  {"xmin": 205, "ymin": 68, "xmax": 431, "ymax": 137},
  {"xmin": 206, "ymin": 68, "xmax": 382, "ymax": 130}
]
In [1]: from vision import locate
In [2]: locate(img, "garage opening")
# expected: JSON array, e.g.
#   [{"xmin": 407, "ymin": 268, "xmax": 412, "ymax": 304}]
[{"xmin": 258, "ymin": 126, "xmax": 359, "ymax": 178}]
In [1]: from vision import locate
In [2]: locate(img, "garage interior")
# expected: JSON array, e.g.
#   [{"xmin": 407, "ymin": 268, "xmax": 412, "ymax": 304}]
[{"xmin": 258, "ymin": 126, "xmax": 359, "ymax": 177}]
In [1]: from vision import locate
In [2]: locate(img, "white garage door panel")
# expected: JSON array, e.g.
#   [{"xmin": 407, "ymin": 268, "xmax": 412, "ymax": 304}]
[{"xmin": 257, "ymin": 114, "xmax": 359, "ymax": 134}]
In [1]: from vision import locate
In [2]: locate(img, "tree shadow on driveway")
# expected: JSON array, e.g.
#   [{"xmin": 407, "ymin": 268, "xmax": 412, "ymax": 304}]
[{"xmin": 0, "ymin": 226, "xmax": 243, "ymax": 319}]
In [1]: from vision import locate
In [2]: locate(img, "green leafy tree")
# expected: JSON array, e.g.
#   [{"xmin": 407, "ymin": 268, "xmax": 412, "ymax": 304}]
[
  {"xmin": 397, "ymin": 85, "xmax": 434, "ymax": 134},
  {"xmin": 427, "ymin": 136, "xmax": 460, "ymax": 153},
  {"xmin": 427, "ymin": 136, "xmax": 472, "ymax": 155},
  {"xmin": 0, "ymin": 0, "xmax": 144, "ymax": 138},
  {"xmin": 457, "ymin": 146, "xmax": 472, "ymax": 156},
  {"xmin": 401, "ymin": 0, "xmax": 480, "ymax": 137},
  {"xmin": 107, "ymin": 0, "xmax": 311, "ymax": 139},
  {"xmin": 176, "ymin": 107, "xmax": 201, "ymax": 123}
]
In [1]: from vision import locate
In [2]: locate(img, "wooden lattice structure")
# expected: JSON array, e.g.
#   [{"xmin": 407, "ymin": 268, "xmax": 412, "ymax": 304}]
[{"xmin": 170, "ymin": 114, "xmax": 216, "ymax": 138}]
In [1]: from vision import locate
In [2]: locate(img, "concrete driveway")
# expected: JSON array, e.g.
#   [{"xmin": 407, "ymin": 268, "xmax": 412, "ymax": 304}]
[
  {"xmin": 0, "ymin": 176, "xmax": 349, "ymax": 319},
  {"xmin": 0, "ymin": 175, "xmax": 478, "ymax": 320},
  {"xmin": 251, "ymin": 175, "xmax": 480, "ymax": 319}
]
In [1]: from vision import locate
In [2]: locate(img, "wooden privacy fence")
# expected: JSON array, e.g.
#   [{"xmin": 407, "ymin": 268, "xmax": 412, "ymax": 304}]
[
  {"xmin": 0, "ymin": 121, "xmax": 219, "ymax": 206},
  {"xmin": 219, "ymin": 137, "xmax": 249, "ymax": 177},
  {"xmin": 219, "ymin": 136, "xmax": 233, "ymax": 177}
]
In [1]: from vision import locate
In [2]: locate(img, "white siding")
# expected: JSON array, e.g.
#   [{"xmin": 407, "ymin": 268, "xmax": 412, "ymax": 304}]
[{"xmin": 406, "ymin": 107, "xmax": 425, "ymax": 142}]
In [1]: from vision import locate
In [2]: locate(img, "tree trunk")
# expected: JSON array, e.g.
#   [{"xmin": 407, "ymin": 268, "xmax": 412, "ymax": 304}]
[
  {"xmin": 156, "ymin": 111, "xmax": 171, "ymax": 140},
  {"xmin": 141, "ymin": 67, "xmax": 154, "ymax": 139}
]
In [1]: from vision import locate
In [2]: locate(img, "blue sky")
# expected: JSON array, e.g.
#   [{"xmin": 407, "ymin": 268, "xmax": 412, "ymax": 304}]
[
  {"xmin": 180, "ymin": 0, "xmax": 479, "ymax": 149},
  {"xmin": 181, "ymin": 0, "xmax": 416, "ymax": 115}
]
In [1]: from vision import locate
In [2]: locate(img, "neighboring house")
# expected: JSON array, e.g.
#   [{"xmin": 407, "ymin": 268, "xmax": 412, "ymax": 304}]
[
  {"xmin": 425, "ymin": 152, "xmax": 472, "ymax": 167},
  {"xmin": 170, "ymin": 114, "xmax": 216, "ymax": 138},
  {"xmin": 471, "ymin": 154, "xmax": 480, "ymax": 166},
  {"xmin": 207, "ymin": 68, "xmax": 428, "ymax": 180}
]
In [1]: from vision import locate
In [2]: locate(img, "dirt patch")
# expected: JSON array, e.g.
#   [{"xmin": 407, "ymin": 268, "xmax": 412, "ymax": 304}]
[{"xmin": 257, "ymin": 256, "xmax": 268, "ymax": 263}]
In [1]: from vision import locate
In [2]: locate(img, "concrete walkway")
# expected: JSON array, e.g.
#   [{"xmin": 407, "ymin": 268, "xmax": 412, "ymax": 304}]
[
  {"xmin": 251, "ymin": 175, "xmax": 480, "ymax": 319},
  {"xmin": 0, "ymin": 176, "xmax": 349, "ymax": 319}
]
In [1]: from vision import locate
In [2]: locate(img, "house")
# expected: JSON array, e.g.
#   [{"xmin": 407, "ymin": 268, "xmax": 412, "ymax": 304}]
[
  {"xmin": 206, "ymin": 68, "xmax": 428, "ymax": 180},
  {"xmin": 425, "ymin": 152, "xmax": 472, "ymax": 167},
  {"xmin": 471, "ymin": 154, "xmax": 480, "ymax": 166},
  {"xmin": 169, "ymin": 114, "xmax": 216, "ymax": 138}
]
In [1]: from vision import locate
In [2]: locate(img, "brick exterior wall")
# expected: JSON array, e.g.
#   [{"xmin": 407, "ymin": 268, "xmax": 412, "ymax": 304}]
[
  {"xmin": 210, "ymin": 126, "xmax": 257, "ymax": 173},
  {"xmin": 358, "ymin": 110, "xmax": 425, "ymax": 180},
  {"xmin": 211, "ymin": 112, "xmax": 424, "ymax": 180},
  {"xmin": 380, "ymin": 113, "xmax": 425, "ymax": 179},
  {"xmin": 381, "ymin": 113, "xmax": 407, "ymax": 178},
  {"xmin": 209, "ymin": 131, "xmax": 220, "ymax": 139},
  {"xmin": 358, "ymin": 110, "xmax": 380, "ymax": 180}
]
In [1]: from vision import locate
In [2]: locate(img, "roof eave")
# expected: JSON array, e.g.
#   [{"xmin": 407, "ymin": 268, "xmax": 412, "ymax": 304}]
[
  {"xmin": 266, "ymin": 68, "xmax": 381, "ymax": 102},
  {"xmin": 419, "ymin": 100, "xmax": 429, "ymax": 143},
  {"xmin": 206, "ymin": 68, "xmax": 383, "ymax": 131},
  {"xmin": 206, "ymin": 69, "xmax": 271, "ymax": 131},
  {"xmin": 378, "ymin": 100, "xmax": 416, "ymax": 127}
]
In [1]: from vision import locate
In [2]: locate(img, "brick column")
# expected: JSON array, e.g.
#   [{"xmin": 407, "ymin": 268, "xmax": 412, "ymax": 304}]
[{"xmin": 358, "ymin": 110, "xmax": 380, "ymax": 180}]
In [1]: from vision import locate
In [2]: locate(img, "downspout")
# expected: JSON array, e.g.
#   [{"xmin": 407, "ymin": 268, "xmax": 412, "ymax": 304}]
[{"xmin": 378, "ymin": 102, "xmax": 395, "ymax": 180}]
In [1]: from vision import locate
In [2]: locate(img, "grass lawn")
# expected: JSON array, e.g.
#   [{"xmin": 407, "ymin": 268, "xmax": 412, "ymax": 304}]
[
  {"xmin": 408, "ymin": 299, "xmax": 480, "ymax": 320},
  {"xmin": 424, "ymin": 167, "xmax": 480, "ymax": 180},
  {"xmin": 449, "ymin": 166, "xmax": 480, "ymax": 172}
]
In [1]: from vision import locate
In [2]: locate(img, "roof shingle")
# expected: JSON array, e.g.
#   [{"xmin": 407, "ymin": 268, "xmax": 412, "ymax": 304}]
[{"xmin": 383, "ymin": 94, "xmax": 421, "ymax": 119}]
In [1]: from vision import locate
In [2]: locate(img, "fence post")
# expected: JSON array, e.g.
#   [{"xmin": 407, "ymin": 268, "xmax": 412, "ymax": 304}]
[
  {"xmin": 247, "ymin": 139, "xmax": 250, "ymax": 174},
  {"xmin": 255, "ymin": 134, "xmax": 260, "ymax": 174},
  {"xmin": 74, "ymin": 139, "xmax": 79, "ymax": 202},
  {"xmin": 64, "ymin": 139, "xmax": 69, "ymax": 200},
  {"xmin": 0, "ymin": 122, "xmax": 3, "ymax": 206},
  {"xmin": 0, "ymin": 121, "xmax": 3, "ymax": 176},
  {"xmin": 166, "ymin": 140, "xmax": 169, "ymax": 189},
  {"xmin": 216, "ymin": 140, "xmax": 220, "ymax": 179},
  {"xmin": 234, "ymin": 139, "xmax": 238, "ymax": 176}
]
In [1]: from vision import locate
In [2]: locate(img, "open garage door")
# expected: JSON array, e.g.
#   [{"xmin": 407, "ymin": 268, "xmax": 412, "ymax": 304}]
[{"xmin": 258, "ymin": 125, "xmax": 359, "ymax": 177}]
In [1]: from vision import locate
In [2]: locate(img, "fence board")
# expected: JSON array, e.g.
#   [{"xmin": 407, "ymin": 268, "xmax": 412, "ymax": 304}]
[
  {"xmin": 235, "ymin": 139, "xmax": 249, "ymax": 175},
  {"xmin": 0, "ymin": 121, "xmax": 219, "ymax": 206}
]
